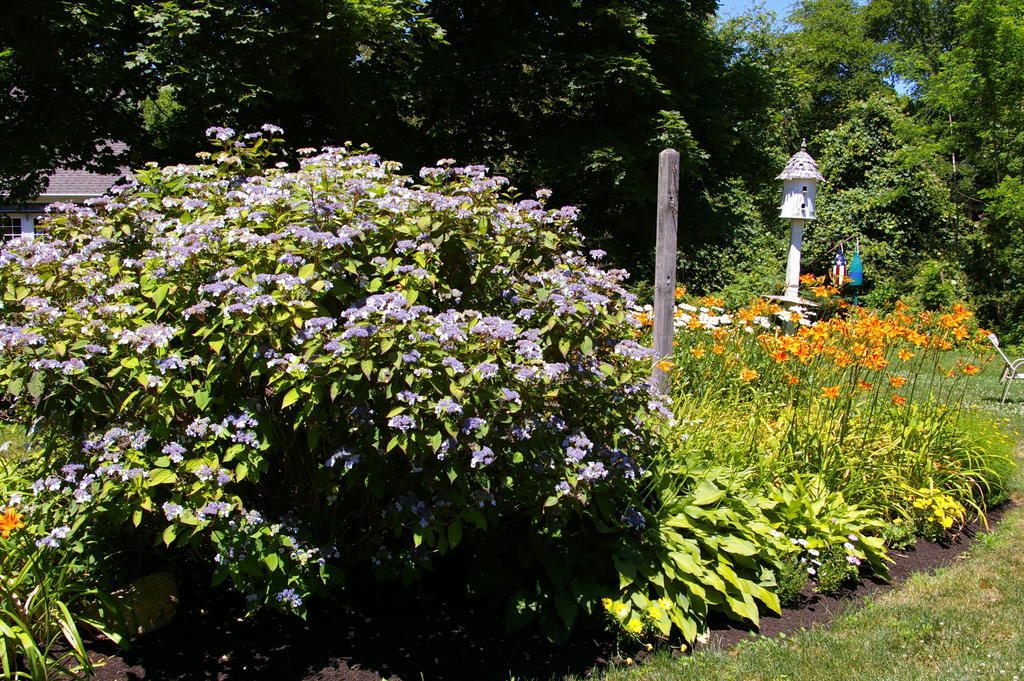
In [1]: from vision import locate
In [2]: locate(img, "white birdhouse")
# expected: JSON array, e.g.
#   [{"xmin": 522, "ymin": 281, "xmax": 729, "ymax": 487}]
[{"xmin": 776, "ymin": 140, "xmax": 823, "ymax": 220}]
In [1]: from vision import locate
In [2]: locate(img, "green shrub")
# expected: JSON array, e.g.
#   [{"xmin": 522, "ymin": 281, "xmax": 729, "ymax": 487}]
[{"xmin": 0, "ymin": 127, "xmax": 677, "ymax": 641}]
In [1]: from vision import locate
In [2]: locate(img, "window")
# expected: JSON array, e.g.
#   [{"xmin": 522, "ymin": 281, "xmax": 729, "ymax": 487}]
[{"xmin": 0, "ymin": 217, "xmax": 22, "ymax": 242}]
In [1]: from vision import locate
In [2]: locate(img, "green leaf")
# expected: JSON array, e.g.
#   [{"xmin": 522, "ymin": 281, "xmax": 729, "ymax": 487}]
[
  {"xmin": 146, "ymin": 469, "xmax": 177, "ymax": 486},
  {"xmin": 692, "ymin": 478, "xmax": 725, "ymax": 506},
  {"xmin": 163, "ymin": 524, "xmax": 177, "ymax": 546},
  {"xmin": 553, "ymin": 592, "xmax": 578, "ymax": 629},
  {"xmin": 447, "ymin": 519, "xmax": 463, "ymax": 549},
  {"xmin": 151, "ymin": 284, "xmax": 170, "ymax": 306},
  {"xmin": 297, "ymin": 263, "xmax": 316, "ymax": 280},
  {"xmin": 281, "ymin": 388, "xmax": 300, "ymax": 408},
  {"xmin": 27, "ymin": 371, "xmax": 45, "ymax": 399},
  {"xmin": 718, "ymin": 535, "xmax": 757, "ymax": 556},
  {"xmin": 264, "ymin": 553, "xmax": 281, "ymax": 572},
  {"xmin": 613, "ymin": 556, "xmax": 636, "ymax": 587},
  {"xmin": 558, "ymin": 337, "xmax": 571, "ymax": 357}
]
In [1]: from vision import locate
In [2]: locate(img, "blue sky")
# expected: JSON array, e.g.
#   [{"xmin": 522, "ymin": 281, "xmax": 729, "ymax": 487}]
[{"xmin": 716, "ymin": 0, "xmax": 797, "ymax": 20}]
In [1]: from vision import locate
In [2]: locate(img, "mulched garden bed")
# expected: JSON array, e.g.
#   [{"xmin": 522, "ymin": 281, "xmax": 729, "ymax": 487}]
[{"xmin": 88, "ymin": 504, "xmax": 1010, "ymax": 681}]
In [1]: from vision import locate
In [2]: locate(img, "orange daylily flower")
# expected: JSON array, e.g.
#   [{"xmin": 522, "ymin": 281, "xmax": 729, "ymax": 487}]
[
  {"xmin": 699, "ymin": 295, "xmax": 725, "ymax": 308},
  {"xmin": 963, "ymin": 364, "xmax": 981, "ymax": 375},
  {"xmin": 857, "ymin": 380, "xmax": 873, "ymax": 390},
  {"xmin": 891, "ymin": 394, "xmax": 907, "ymax": 406},
  {"xmin": 686, "ymin": 317, "xmax": 704, "ymax": 330},
  {"xmin": 712, "ymin": 344, "xmax": 726, "ymax": 355},
  {"xmin": 897, "ymin": 349, "xmax": 915, "ymax": 361},
  {"xmin": 888, "ymin": 375, "xmax": 907, "ymax": 388},
  {"xmin": 863, "ymin": 353, "xmax": 889, "ymax": 371},
  {"xmin": 770, "ymin": 348, "xmax": 790, "ymax": 363},
  {"xmin": 0, "ymin": 507, "xmax": 25, "ymax": 538},
  {"xmin": 786, "ymin": 374, "xmax": 800, "ymax": 385},
  {"xmin": 690, "ymin": 346, "xmax": 706, "ymax": 358},
  {"xmin": 792, "ymin": 344, "xmax": 815, "ymax": 363},
  {"xmin": 821, "ymin": 385, "xmax": 841, "ymax": 399},
  {"xmin": 655, "ymin": 360, "xmax": 675, "ymax": 372},
  {"xmin": 739, "ymin": 367, "xmax": 759, "ymax": 382},
  {"xmin": 833, "ymin": 352, "xmax": 854, "ymax": 368}
]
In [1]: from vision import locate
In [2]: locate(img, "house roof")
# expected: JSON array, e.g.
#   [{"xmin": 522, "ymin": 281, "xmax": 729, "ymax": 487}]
[
  {"xmin": 776, "ymin": 140, "xmax": 824, "ymax": 182},
  {"xmin": 40, "ymin": 168, "xmax": 125, "ymax": 197},
  {"xmin": 37, "ymin": 142, "xmax": 129, "ymax": 198}
]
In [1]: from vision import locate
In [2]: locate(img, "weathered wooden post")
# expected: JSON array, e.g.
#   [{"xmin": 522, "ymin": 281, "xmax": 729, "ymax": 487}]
[{"xmin": 653, "ymin": 148, "xmax": 680, "ymax": 394}]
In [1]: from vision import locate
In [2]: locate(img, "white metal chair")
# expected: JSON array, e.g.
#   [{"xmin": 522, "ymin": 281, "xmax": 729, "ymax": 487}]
[{"xmin": 988, "ymin": 333, "xmax": 1024, "ymax": 402}]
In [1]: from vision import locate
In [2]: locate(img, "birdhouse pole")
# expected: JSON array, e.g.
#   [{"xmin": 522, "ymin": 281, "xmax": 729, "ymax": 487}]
[
  {"xmin": 767, "ymin": 140, "xmax": 824, "ymax": 312},
  {"xmin": 653, "ymin": 148, "xmax": 680, "ymax": 394},
  {"xmin": 784, "ymin": 219, "xmax": 805, "ymax": 302}
]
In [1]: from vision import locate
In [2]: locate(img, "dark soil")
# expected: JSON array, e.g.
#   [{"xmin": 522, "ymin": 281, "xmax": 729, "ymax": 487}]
[
  {"xmin": 88, "ymin": 505, "xmax": 1010, "ymax": 681},
  {"xmin": 698, "ymin": 503, "xmax": 1010, "ymax": 652}
]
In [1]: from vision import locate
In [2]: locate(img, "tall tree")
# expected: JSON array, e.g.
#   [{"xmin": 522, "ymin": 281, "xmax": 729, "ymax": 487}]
[{"xmin": 1, "ymin": 1, "xmax": 784, "ymax": 275}]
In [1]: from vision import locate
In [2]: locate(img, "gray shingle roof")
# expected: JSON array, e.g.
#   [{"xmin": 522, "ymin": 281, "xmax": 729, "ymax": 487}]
[
  {"xmin": 38, "ymin": 142, "xmax": 129, "ymax": 198},
  {"xmin": 776, "ymin": 141, "xmax": 824, "ymax": 181},
  {"xmin": 40, "ymin": 168, "xmax": 124, "ymax": 197}
]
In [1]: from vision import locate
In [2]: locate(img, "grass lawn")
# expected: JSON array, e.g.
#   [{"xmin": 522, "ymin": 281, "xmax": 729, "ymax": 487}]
[
  {"xmin": 962, "ymin": 352, "xmax": 1024, "ymax": 435},
  {"xmin": 585, "ymin": 362, "xmax": 1024, "ymax": 681}
]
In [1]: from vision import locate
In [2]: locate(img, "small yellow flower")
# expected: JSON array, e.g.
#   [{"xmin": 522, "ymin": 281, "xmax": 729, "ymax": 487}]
[{"xmin": 625, "ymin": 617, "xmax": 644, "ymax": 634}]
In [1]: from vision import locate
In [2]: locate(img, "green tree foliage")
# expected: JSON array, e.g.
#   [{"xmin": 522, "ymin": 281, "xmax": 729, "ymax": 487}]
[
  {"xmin": 805, "ymin": 95, "xmax": 954, "ymax": 306},
  {"xmin": 0, "ymin": 0, "xmax": 439, "ymax": 196},
  {"xmin": 0, "ymin": 1, "xmax": 786, "ymax": 275},
  {"xmin": 0, "ymin": 2, "xmax": 144, "ymax": 198}
]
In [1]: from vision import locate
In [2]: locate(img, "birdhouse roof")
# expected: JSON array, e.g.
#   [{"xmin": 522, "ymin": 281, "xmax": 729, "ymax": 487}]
[{"xmin": 776, "ymin": 142, "xmax": 824, "ymax": 181}]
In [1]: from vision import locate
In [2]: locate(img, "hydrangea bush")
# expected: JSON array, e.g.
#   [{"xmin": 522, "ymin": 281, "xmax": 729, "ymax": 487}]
[{"xmin": 0, "ymin": 127, "xmax": 675, "ymax": 631}]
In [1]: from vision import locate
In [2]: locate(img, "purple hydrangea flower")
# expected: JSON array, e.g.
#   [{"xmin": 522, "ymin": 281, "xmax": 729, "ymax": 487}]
[
  {"xmin": 470, "ymin": 446, "xmax": 495, "ymax": 468},
  {"xmin": 276, "ymin": 588, "xmax": 303, "ymax": 609},
  {"xmin": 434, "ymin": 397, "xmax": 462, "ymax": 415},
  {"xmin": 163, "ymin": 502, "xmax": 184, "ymax": 520},
  {"xmin": 389, "ymin": 414, "xmax": 417, "ymax": 432}
]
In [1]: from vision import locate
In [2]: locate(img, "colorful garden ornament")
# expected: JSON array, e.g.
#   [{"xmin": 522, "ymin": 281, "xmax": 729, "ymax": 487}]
[{"xmin": 848, "ymin": 239, "xmax": 864, "ymax": 305}]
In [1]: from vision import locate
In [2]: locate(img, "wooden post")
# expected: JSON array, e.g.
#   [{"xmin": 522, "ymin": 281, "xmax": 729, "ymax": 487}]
[{"xmin": 653, "ymin": 148, "xmax": 680, "ymax": 394}]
